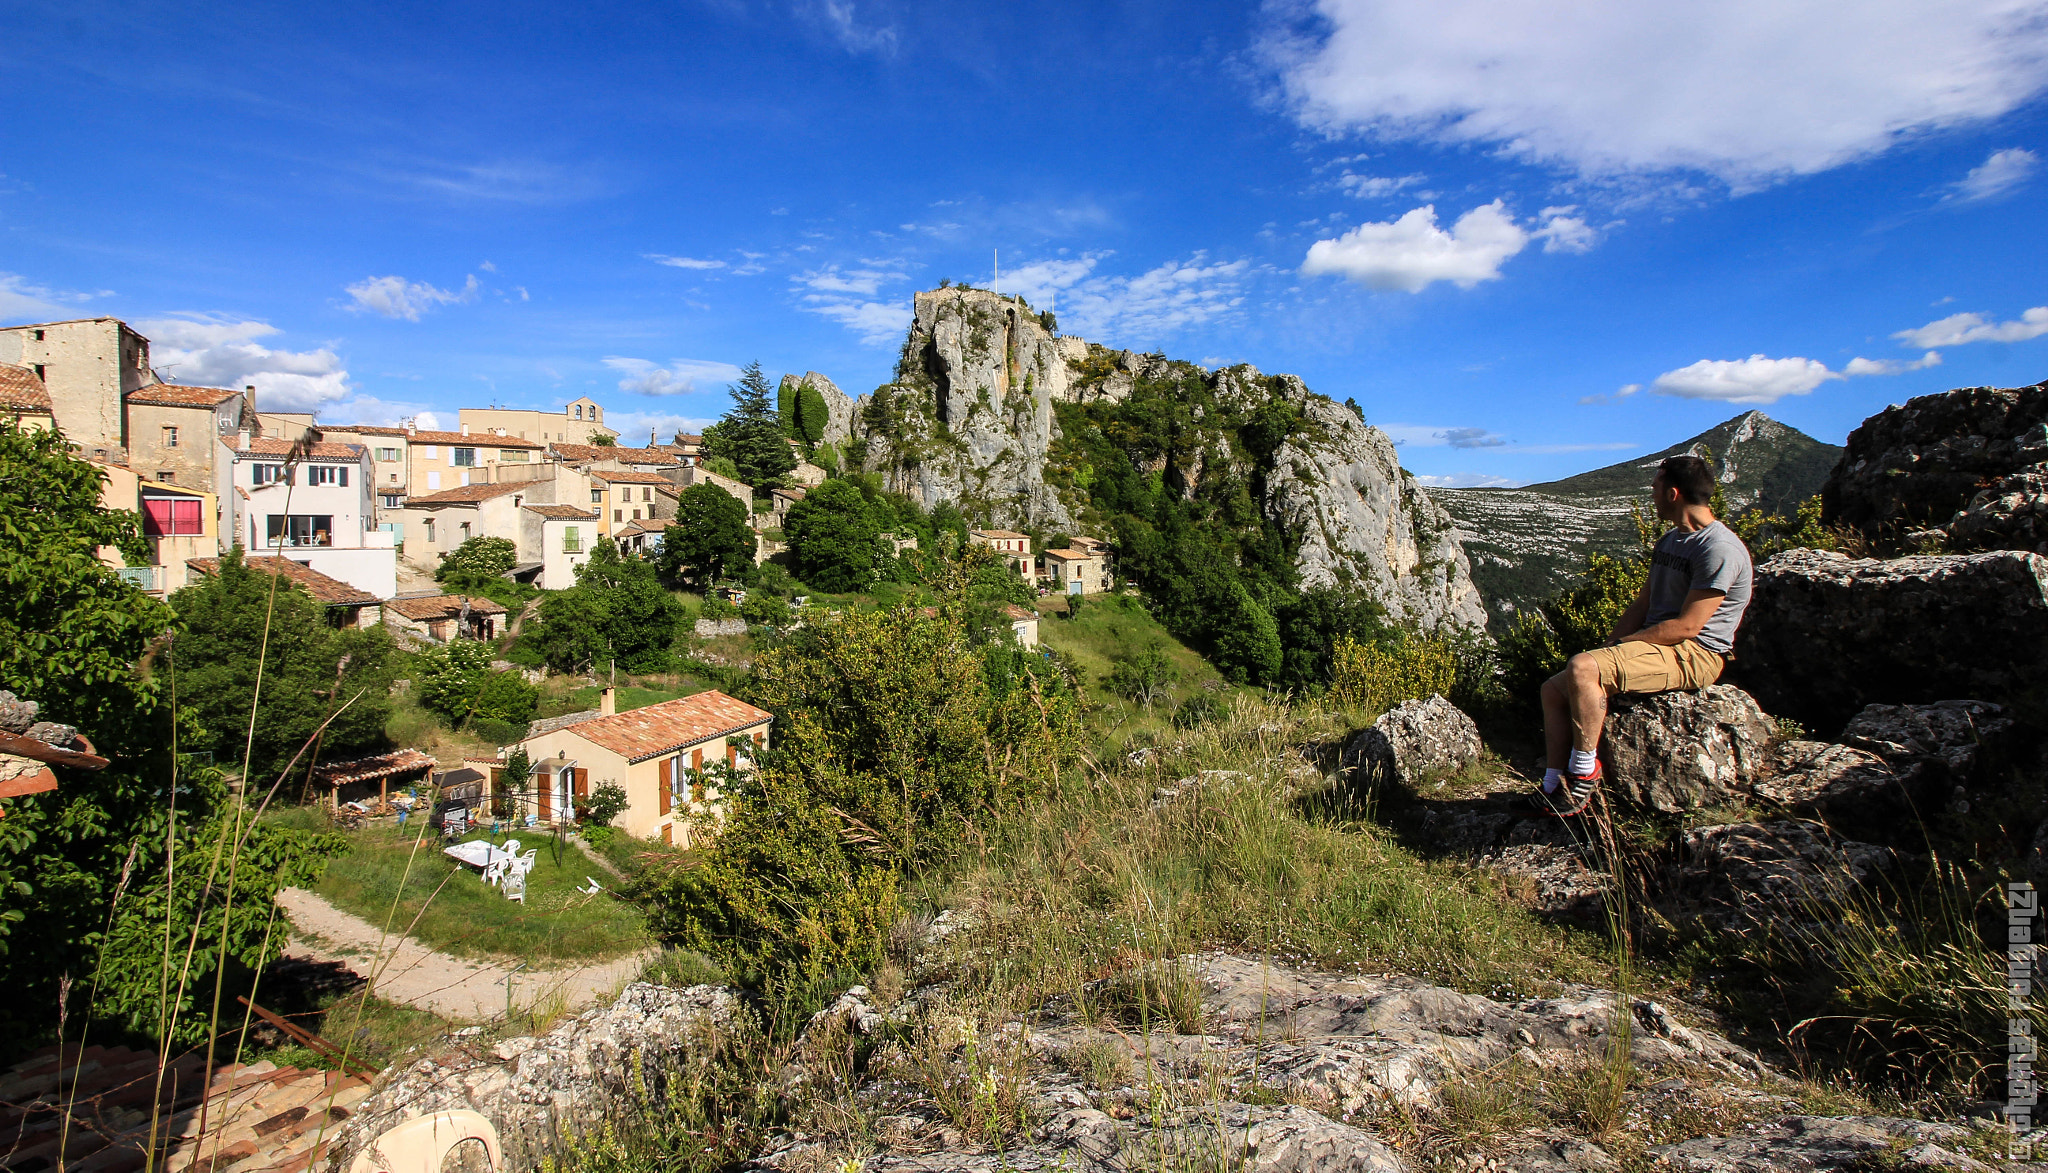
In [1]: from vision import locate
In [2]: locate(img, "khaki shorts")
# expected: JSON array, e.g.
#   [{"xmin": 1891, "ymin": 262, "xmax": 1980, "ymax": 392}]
[{"xmin": 1583, "ymin": 639, "xmax": 1724, "ymax": 696}]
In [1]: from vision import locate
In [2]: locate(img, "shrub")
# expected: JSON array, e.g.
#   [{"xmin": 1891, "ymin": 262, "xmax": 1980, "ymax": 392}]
[
  {"xmin": 1329, "ymin": 632, "xmax": 1457, "ymax": 714},
  {"xmin": 435, "ymin": 536, "xmax": 518, "ymax": 589},
  {"xmin": 414, "ymin": 639, "xmax": 538, "ymax": 727},
  {"xmin": 1172, "ymin": 691, "xmax": 1223, "ymax": 729},
  {"xmin": 740, "ymin": 592, "xmax": 792, "ymax": 627},
  {"xmin": 583, "ymin": 781, "xmax": 629, "ymax": 828},
  {"xmin": 1105, "ymin": 646, "xmax": 1175, "ymax": 709}
]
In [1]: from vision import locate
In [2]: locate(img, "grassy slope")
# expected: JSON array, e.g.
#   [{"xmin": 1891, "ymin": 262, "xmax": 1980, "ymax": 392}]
[
  {"xmin": 1034, "ymin": 593, "xmax": 1257, "ymax": 747},
  {"xmin": 268, "ymin": 807, "xmax": 652, "ymax": 962}
]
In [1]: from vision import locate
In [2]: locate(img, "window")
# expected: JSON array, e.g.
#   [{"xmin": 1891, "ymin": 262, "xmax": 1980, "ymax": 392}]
[
  {"xmin": 613, "ymin": 509, "xmax": 623, "ymax": 523},
  {"xmin": 252, "ymin": 463, "xmax": 289, "ymax": 485},
  {"xmin": 563, "ymin": 526, "xmax": 582, "ymax": 553},
  {"xmin": 374, "ymin": 447, "xmax": 401, "ymax": 461},
  {"xmin": 30, "ymin": 330, "xmax": 43, "ymax": 342},
  {"xmin": 592, "ymin": 407, "xmax": 600, "ymax": 422},
  {"xmin": 32, "ymin": 365, "xmax": 45, "ymax": 381},
  {"xmin": 379, "ymin": 493, "xmax": 403, "ymax": 508},
  {"xmin": 265, "ymin": 514, "xmax": 333, "ymax": 547},
  {"xmin": 451, "ymin": 447, "xmax": 477, "ymax": 467},
  {"xmin": 162, "ymin": 425, "xmax": 179, "ymax": 448},
  {"xmin": 574, "ymin": 404, "xmax": 583, "ymax": 420},
  {"xmin": 590, "ymin": 488, "xmax": 603, "ymax": 503},
  {"xmin": 388, "ymin": 472, "xmax": 400, "ymax": 483},
  {"xmin": 421, "ymin": 446, "xmax": 438, "ymax": 460},
  {"xmin": 307, "ymin": 465, "xmax": 349, "ymax": 486},
  {"xmin": 632, "ymin": 508, "xmax": 642, "ymax": 520},
  {"xmin": 460, "ymin": 521, "xmax": 472, "ymax": 540},
  {"xmin": 156, "ymin": 471, "xmax": 176, "ymax": 482},
  {"xmin": 143, "ymin": 497, "xmax": 203, "ymax": 535},
  {"xmin": 427, "ymin": 471, "xmax": 441, "ymax": 491},
  {"xmin": 424, "ymin": 518, "xmax": 436, "ymax": 544},
  {"xmin": 642, "ymin": 487, "xmax": 652, "ymax": 502},
  {"xmin": 500, "ymin": 449, "xmax": 528, "ymax": 463}
]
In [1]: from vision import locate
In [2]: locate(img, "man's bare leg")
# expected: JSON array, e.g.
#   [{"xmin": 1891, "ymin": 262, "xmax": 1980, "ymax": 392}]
[
  {"xmin": 1563, "ymin": 652, "xmax": 1607, "ymax": 765},
  {"xmin": 1540, "ymin": 670, "xmax": 1573, "ymax": 774}
]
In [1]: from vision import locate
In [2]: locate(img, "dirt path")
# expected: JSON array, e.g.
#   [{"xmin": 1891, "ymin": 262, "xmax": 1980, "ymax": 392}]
[{"xmin": 276, "ymin": 888, "xmax": 657, "ymax": 1022}]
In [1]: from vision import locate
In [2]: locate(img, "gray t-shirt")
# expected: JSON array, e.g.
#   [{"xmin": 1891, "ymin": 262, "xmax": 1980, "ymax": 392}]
[{"xmin": 1645, "ymin": 520, "xmax": 1753, "ymax": 653}]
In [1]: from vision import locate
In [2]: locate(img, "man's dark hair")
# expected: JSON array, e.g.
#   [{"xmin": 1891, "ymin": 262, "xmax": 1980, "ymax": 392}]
[{"xmin": 1657, "ymin": 455, "xmax": 1717, "ymax": 506}]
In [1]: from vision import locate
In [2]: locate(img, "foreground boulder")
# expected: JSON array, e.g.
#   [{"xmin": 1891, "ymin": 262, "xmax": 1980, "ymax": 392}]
[
  {"xmin": 1823, "ymin": 379, "xmax": 2048, "ymax": 541},
  {"xmin": 1735, "ymin": 547, "xmax": 2048, "ymax": 730},
  {"xmin": 1652, "ymin": 1115, "xmax": 1992, "ymax": 1172},
  {"xmin": 1341, "ymin": 695, "xmax": 1482, "ymax": 790},
  {"xmin": 1661, "ymin": 820, "xmax": 1895, "ymax": 935},
  {"xmin": 328, "ymin": 983, "xmax": 735, "ymax": 1171},
  {"xmin": 1601, "ymin": 685, "xmax": 1774, "ymax": 813}
]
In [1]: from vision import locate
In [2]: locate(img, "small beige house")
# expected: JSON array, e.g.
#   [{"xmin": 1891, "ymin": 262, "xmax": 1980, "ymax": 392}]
[
  {"xmin": 970, "ymin": 529, "xmax": 1036, "ymax": 581},
  {"xmin": 517, "ymin": 689, "xmax": 772, "ymax": 845},
  {"xmin": 1043, "ymin": 548, "xmax": 1108, "ymax": 595}
]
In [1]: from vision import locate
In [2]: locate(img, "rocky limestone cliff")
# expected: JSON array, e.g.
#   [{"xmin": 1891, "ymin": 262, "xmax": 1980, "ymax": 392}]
[
  {"xmin": 778, "ymin": 370, "xmax": 860, "ymax": 448},
  {"xmin": 846, "ymin": 287, "xmax": 1483, "ymax": 629}
]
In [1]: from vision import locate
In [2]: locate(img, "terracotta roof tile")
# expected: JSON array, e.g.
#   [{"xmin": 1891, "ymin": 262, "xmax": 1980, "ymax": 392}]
[
  {"xmin": 972, "ymin": 529, "xmax": 1030, "ymax": 540},
  {"xmin": 547, "ymin": 690, "xmax": 773, "ymax": 763},
  {"xmin": 522, "ymin": 504, "xmax": 599, "ymax": 519},
  {"xmin": 125, "ymin": 382, "xmax": 243, "ymax": 408},
  {"xmin": 385, "ymin": 594, "xmax": 510, "ymax": 620},
  {"xmin": 404, "ymin": 430, "xmax": 545, "ymax": 448},
  {"xmin": 552, "ymin": 443, "xmax": 680, "ymax": 464},
  {"xmin": 325, "ymin": 424, "xmax": 410, "ymax": 436},
  {"xmin": 226, "ymin": 436, "xmax": 366, "ymax": 459},
  {"xmin": 1002, "ymin": 604, "xmax": 1037, "ymax": 621},
  {"xmin": 405, "ymin": 481, "xmax": 530, "ymax": 504},
  {"xmin": 1043, "ymin": 548, "xmax": 1097, "ymax": 560},
  {"xmin": 771, "ymin": 487, "xmax": 807, "ymax": 500},
  {"xmin": 0, "ymin": 364, "xmax": 51, "ymax": 412},
  {"xmin": 185, "ymin": 556, "xmax": 380, "ymax": 606},
  {"xmin": 312, "ymin": 748, "xmax": 437, "ymax": 787}
]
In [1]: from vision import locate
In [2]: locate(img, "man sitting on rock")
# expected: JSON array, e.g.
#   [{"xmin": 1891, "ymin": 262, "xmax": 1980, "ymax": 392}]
[{"xmin": 1537, "ymin": 455, "xmax": 1754, "ymax": 816}]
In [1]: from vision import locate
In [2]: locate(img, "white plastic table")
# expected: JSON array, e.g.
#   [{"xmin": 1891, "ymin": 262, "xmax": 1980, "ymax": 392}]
[{"xmin": 443, "ymin": 841, "xmax": 512, "ymax": 870}]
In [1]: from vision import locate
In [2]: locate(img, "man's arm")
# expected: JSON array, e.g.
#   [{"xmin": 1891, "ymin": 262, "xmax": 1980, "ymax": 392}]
[
  {"xmin": 1622, "ymin": 588, "xmax": 1724, "ymax": 646},
  {"xmin": 1606, "ymin": 580, "xmax": 1652, "ymax": 644}
]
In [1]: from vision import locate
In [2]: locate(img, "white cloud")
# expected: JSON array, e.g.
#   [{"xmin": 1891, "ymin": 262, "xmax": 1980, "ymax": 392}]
[
  {"xmin": 412, "ymin": 411, "xmax": 444, "ymax": 431},
  {"xmin": 1651, "ymin": 354, "xmax": 1840, "ymax": 403},
  {"xmin": 1533, "ymin": 206, "xmax": 1599, "ymax": 254},
  {"xmin": 136, "ymin": 314, "xmax": 353, "ymax": 413},
  {"xmin": 1413, "ymin": 472, "xmax": 1528, "ymax": 488},
  {"xmin": 803, "ymin": 298, "xmax": 915, "ymax": 345},
  {"xmin": 321, "ymin": 393, "xmax": 439, "ymax": 427},
  {"xmin": 1380, "ymin": 424, "xmax": 1506, "ymax": 448},
  {"xmin": 1338, "ymin": 172, "xmax": 1426, "ymax": 198},
  {"xmin": 480, "ymin": 260, "xmax": 498, "ymax": 272},
  {"xmin": 1579, "ymin": 382, "xmax": 1642, "ymax": 406},
  {"xmin": 795, "ymin": 266, "xmax": 908, "ymax": 296},
  {"xmin": 601, "ymin": 356, "xmax": 745, "ymax": 397},
  {"xmin": 1844, "ymin": 351, "xmax": 1943, "ymax": 375},
  {"xmin": 1016, "ymin": 254, "xmax": 1250, "ymax": 343},
  {"xmin": 344, "ymin": 273, "xmax": 479, "ymax": 320},
  {"xmin": 1301, "ymin": 201, "xmax": 1529, "ymax": 292},
  {"xmin": 1271, "ymin": 0, "xmax": 2048, "ymax": 186},
  {"xmin": 648, "ymin": 254, "xmax": 727, "ymax": 270},
  {"xmin": 0, "ymin": 272, "xmax": 104, "ymax": 322},
  {"xmin": 605, "ymin": 410, "xmax": 722, "ymax": 445},
  {"xmin": 1946, "ymin": 147, "xmax": 2040, "ymax": 202},
  {"xmin": 816, "ymin": 0, "xmax": 897, "ymax": 54},
  {"xmin": 1893, "ymin": 305, "xmax": 2048, "ymax": 347}
]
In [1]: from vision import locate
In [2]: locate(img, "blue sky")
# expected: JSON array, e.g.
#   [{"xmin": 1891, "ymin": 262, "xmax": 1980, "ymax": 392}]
[{"xmin": 3, "ymin": 0, "xmax": 2046, "ymax": 486}]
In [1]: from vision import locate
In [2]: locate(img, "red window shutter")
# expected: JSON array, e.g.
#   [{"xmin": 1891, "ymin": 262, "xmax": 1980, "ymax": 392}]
[
  {"xmin": 174, "ymin": 498, "xmax": 203, "ymax": 534},
  {"xmin": 538, "ymin": 773, "xmax": 552, "ymax": 820},
  {"xmin": 658, "ymin": 758, "xmax": 672, "ymax": 816},
  {"xmin": 725, "ymin": 741, "xmax": 737, "ymax": 767},
  {"xmin": 691, "ymin": 747, "xmax": 702, "ymax": 771},
  {"xmin": 574, "ymin": 768, "xmax": 589, "ymax": 797},
  {"xmin": 662, "ymin": 823, "xmax": 673, "ymax": 845},
  {"xmin": 143, "ymin": 499, "xmax": 173, "ymax": 536}
]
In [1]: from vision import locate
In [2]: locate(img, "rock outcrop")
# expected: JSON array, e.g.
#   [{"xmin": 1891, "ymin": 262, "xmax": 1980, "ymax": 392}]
[
  {"xmin": 1823, "ymin": 378, "xmax": 2048, "ymax": 546},
  {"xmin": 327, "ymin": 983, "xmax": 735, "ymax": 1172},
  {"xmin": 1662, "ymin": 820, "xmax": 1895, "ymax": 934},
  {"xmin": 779, "ymin": 371, "xmax": 860, "ymax": 449},
  {"xmin": 1734, "ymin": 546, "xmax": 2048, "ymax": 730},
  {"xmin": 1341, "ymin": 695, "xmax": 1482, "ymax": 790},
  {"xmin": 1651, "ymin": 1115, "xmax": 1992, "ymax": 1172},
  {"xmin": 848, "ymin": 287, "xmax": 1484, "ymax": 630},
  {"xmin": 1600, "ymin": 685, "xmax": 1774, "ymax": 813}
]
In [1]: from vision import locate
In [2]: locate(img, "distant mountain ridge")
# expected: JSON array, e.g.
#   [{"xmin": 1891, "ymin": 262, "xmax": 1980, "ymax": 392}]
[{"xmin": 1429, "ymin": 410, "xmax": 1844, "ymax": 625}]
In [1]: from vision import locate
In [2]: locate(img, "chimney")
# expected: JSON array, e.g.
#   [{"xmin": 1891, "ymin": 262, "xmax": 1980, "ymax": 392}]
[
  {"xmin": 599, "ymin": 687, "xmax": 616, "ymax": 716},
  {"xmin": 405, "ymin": 418, "xmax": 417, "ymax": 435}
]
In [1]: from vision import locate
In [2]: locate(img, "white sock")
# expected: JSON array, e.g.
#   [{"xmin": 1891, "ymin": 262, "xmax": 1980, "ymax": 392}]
[
  {"xmin": 1569, "ymin": 749, "xmax": 1597, "ymax": 777},
  {"xmin": 1542, "ymin": 768, "xmax": 1562, "ymax": 792}
]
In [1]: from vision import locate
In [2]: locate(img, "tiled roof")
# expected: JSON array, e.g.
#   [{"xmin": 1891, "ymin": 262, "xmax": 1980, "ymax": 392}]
[
  {"xmin": 312, "ymin": 748, "xmax": 437, "ymax": 787},
  {"xmin": 613, "ymin": 520, "xmax": 654, "ymax": 537},
  {"xmin": 522, "ymin": 504, "xmax": 599, "ymax": 519},
  {"xmin": 527, "ymin": 710, "xmax": 602, "ymax": 739},
  {"xmin": 225, "ymin": 436, "xmax": 366, "ymax": 460},
  {"xmin": 185, "ymin": 556, "xmax": 380, "ymax": 606},
  {"xmin": 1043, "ymin": 548, "xmax": 1099, "ymax": 560},
  {"xmin": 405, "ymin": 481, "xmax": 530, "ymax": 504},
  {"xmin": 404, "ymin": 430, "xmax": 545, "ymax": 449},
  {"xmin": 385, "ymin": 594, "xmax": 510, "ymax": 620},
  {"xmin": 547, "ymin": 690, "xmax": 773, "ymax": 764},
  {"xmin": 0, "ymin": 364, "xmax": 51, "ymax": 412},
  {"xmin": 589, "ymin": 469, "xmax": 679, "ymax": 486},
  {"xmin": 1002, "ymin": 604, "xmax": 1037, "ymax": 621},
  {"xmin": 972, "ymin": 529, "xmax": 1030, "ymax": 540},
  {"xmin": 325, "ymin": 424, "xmax": 410, "ymax": 436},
  {"xmin": 126, "ymin": 382, "xmax": 242, "ymax": 408},
  {"xmin": 771, "ymin": 487, "xmax": 807, "ymax": 500},
  {"xmin": 552, "ymin": 443, "xmax": 679, "ymax": 464}
]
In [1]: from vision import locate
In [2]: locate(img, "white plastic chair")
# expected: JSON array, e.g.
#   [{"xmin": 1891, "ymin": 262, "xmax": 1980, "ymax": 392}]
[
  {"xmin": 481, "ymin": 857, "xmax": 509, "ymax": 888},
  {"xmin": 499, "ymin": 838, "xmax": 521, "ymax": 856},
  {"xmin": 502, "ymin": 867, "xmax": 526, "ymax": 904},
  {"xmin": 577, "ymin": 876, "xmax": 603, "ymax": 895}
]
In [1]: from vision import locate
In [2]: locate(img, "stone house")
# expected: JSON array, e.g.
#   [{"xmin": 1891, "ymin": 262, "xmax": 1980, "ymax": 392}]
[
  {"xmin": 1003, "ymin": 604, "xmax": 1040, "ymax": 648},
  {"xmin": 0, "ymin": 317, "xmax": 153, "ymax": 455},
  {"xmin": 518, "ymin": 504, "xmax": 597, "ymax": 587},
  {"xmin": 315, "ymin": 424, "xmax": 415, "ymax": 526},
  {"xmin": 384, "ymin": 594, "xmax": 508, "ymax": 642},
  {"xmin": 396, "ymin": 479, "xmax": 577, "ymax": 568},
  {"xmin": 87, "ymin": 457, "xmax": 219, "ymax": 597},
  {"xmin": 770, "ymin": 486, "xmax": 806, "ymax": 520},
  {"xmin": 120, "ymin": 383, "xmax": 253, "ymax": 491},
  {"xmin": 590, "ymin": 469, "xmax": 680, "ymax": 536},
  {"xmin": 970, "ymin": 529, "xmax": 1037, "ymax": 581},
  {"xmin": 550, "ymin": 443, "xmax": 681, "ymax": 473},
  {"xmin": 460, "ymin": 399, "xmax": 616, "ymax": 444},
  {"xmin": 217, "ymin": 434, "xmax": 396, "ymax": 600},
  {"xmin": 1043, "ymin": 548, "xmax": 1108, "ymax": 595},
  {"xmin": 662, "ymin": 464, "xmax": 752, "ymax": 511},
  {"xmin": 516, "ymin": 688, "xmax": 773, "ymax": 844},
  {"xmin": 186, "ymin": 555, "xmax": 383, "ymax": 627},
  {"xmin": 393, "ymin": 426, "xmax": 547, "ymax": 498},
  {"xmin": 0, "ymin": 364, "xmax": 54, "ymax": 431}
]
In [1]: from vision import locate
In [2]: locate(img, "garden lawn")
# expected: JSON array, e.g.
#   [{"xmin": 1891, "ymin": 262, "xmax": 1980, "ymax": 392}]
[{"xmin": 310, "ymin": 820, "xmax": 653, "ymax": 962}]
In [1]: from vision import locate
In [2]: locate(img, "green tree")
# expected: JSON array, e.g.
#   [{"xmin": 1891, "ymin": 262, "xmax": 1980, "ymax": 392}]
[
  {"xmin": 1106, "ymin": 646, "xmax": 1176, "ymax": 709},
  {"xmin": 526, "ymin": 542, "xmax": 686, "ymax": 672},
  {"xmin": 0, "ymin": 424, "xmax": 344, "ymax": 1050},
  {"xmin": 582, "ymin": 781, "xmax": 629, "ymax": 827},
  {"xmin": 413, "ymin": 639, "xmax": 537, "ymax": 726},
  {"xmin": 657, "ymin": 484, "xmax": 757, "ymax": 588},
  {"xmin": 587, "ymin": 432, "xmax": 617, "ymax": 446},
  {"xmin": 701, "ymin": 362, "xmax": 797, "ymax": 489},
  {"xmin": 435, "ymin": 536, "xmax": 518, "ymax": 590},
  {"xmin": 171, "ymin": 548, "xmax": 397, "ymax": 780},
  {"xmin": 783, "ymin": 478, "xmax": 883, "ymax": 592},
  {"xmin": 795, "ymin": 382, "xmax": 829, "ymax": 446}
]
